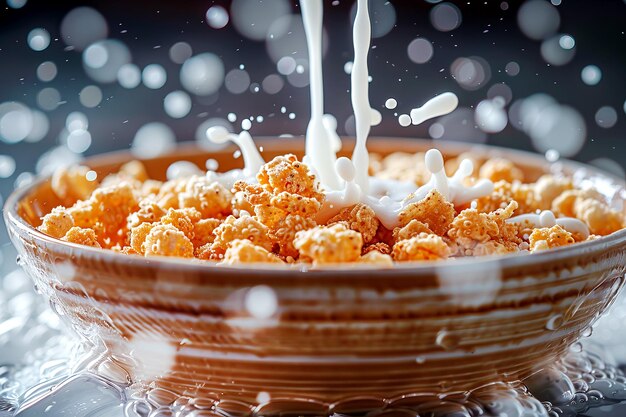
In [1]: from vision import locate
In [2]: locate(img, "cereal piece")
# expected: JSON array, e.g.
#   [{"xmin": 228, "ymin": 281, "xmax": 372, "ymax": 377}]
[
  {"xmin": 156, "ymin": 178, "xmax": 186, "ymax": 210},
  {"xmin": 39, "ymin": 206, "xmax": 74, "ymax": 238},
  {"xmin": 376, "ymin": 152, "xmax": 430, "ymax": 186},
  {"xmin": 193, "ymin": 218, "xmax": 222, "ymax": 247},
  {"xmin": 294, "ymin": 223, "xmax": 363, "ymax": 264},
  {"xmin": 363, "ymin": 242, "xmax": 391, "ymax": 255},
  {"xmin": 529, "ymin": 225, "xmax": 575, "ymax": 252},
  {"xmin": 392, "ymin": 233, "xmax": 450, "ymax": 261},
  {"xmin": 574, "ymin": 198, "xmax": 624, "ymax": 236},
  {"xmin": 392, "ymin": 219, "xmax": 433, "ymax": 243},
  {"xmin": 271, "ymin": 214, "xmax": 316, "ymax": 258},
  {"xmin": 534, "ymin": 175, "xmax": 573, "ymax": 208},
  {"xmin": 144, "ymin": 224, "xmax": 194, "ymax": 258},
  {"xmin": 130, "ymin": 222, "xmax": 155, "ymax": 255},
  {"xmin": 398, "ymin": 190, "xmax": 455, "ymax": 236},
  {"xmin": 474, "ymin": 180, "xmax": 537, "ymax": 214},
  {"xmin": 141, "ymin": 180, "xmax": 163, "ymax": 197},
  {"xmin": 127, "ymin": 198, "xmax": 166, "ymax": 229},
  {"xmin": 231, "ymin": 190, "xmax": 254, "ymax": 216},
  {"xmin": 51, "ymin": 165, "xmax": 98, "ymax": 202},
  {"xmin": 195, "ymin": 243, "xmax": 215, "ymax": 261},
  {"xmin": 478, "ymin": 158, "xmax": 524, "ymax": 183},
  {"xmin": 160, "ymin": 208, "xmax": 201, "ymax": 241},
  {"xmin": 449, "ymin": 201, "xmax": 518, "ymax": 243},
  {"xmin": 211, "ymin": 215, "xmax": 274, "ymax": 255},
  {"xmin": 61, "ymin": 227, "xmax": 101, "ymax": 248},
  {"xmin": 221, "ymin": 240, "xmax": 284, "ymax": 265},
  {"xmin": 257, "ymin": 154, "xmax": 323, "ymax": 201},
  {"xmin": 327, "ymin": 204, "xmax": 379, "ymax": 244},
  {"xmin": 551, "ymin": 189, "xmax": 603, "ymax": 217},
  {"xmin": 90, "ymin": 182, "xmax": 139, "ymax": 247},
  {"xmin": 270, "ymin": 192, "xmax": 322, "ymax": 217},
  {"xmin": 178, "ymin": 176, "xmax": 232, "ymax": 218},
  {"xmin": 119, "ymin": 160, "xmax": 149, "ymax": 182},
  {"xmin": 67, "ymin": 199, "xmax": 97, "ymax": 229},
  {"xmin": 360, "ymin": 251, "xmax": 393, "ymax": 266}
]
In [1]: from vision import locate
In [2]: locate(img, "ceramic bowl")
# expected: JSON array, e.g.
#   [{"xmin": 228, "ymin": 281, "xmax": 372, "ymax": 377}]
[{"xmin": 4, "ymin": 138, "xmax": 626, "ymax": 414}]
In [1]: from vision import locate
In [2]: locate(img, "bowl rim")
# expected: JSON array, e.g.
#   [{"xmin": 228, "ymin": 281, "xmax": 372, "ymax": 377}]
[{"xmin": 4, "ymin": 137, "xmax": 626, "ymax": 277}]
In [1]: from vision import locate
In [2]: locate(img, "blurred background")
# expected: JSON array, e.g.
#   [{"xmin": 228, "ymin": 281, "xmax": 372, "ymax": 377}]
[{"xmin": 0, "ymin": 0, "xmax": 625, "ymax": 252}]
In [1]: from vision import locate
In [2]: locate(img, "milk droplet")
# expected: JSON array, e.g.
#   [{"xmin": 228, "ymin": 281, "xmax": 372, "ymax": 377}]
[
  {"xmin": 245, "ymin": 285, "xmax": 278, "ymax": 319},
  {"xmin": 385, "ymin": 98, "xmax": 397, "ymax": 109},
  {"xmin": 398, "ymin": 114, "xmax": 411, "ymax": 127},
  {"xmin": 436, "ymin": 330, "xmax": 461, "ymax": 350}
]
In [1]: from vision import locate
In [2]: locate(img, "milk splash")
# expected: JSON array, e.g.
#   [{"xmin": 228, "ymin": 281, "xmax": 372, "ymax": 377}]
[{"xmin": 203, "ymin": 0, "xmax": 589, "ymax": 235}]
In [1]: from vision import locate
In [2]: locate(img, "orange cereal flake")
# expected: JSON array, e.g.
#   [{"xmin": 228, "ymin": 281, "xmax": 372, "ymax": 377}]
[
  {"xmin": 144, "ymin": 224, "xmax": 194, "ymax": 258},
  {"xmin": 222, "ymin": 239, "xmax": 284, "ymax": 265},
  {"xmin": 51, "ymin": 165, "xmax": 99, "ymax": 203},
  {"xmin": 529, "ymin": 225, "xmax": 575, "ymax": 252},
  {"xmin": 392, "ymin": 233, "xmax": 450, "ymax": 261},
  {"xmin": 39, "ymin": 206, "xmax": 74, "ymax": 238},
  {"xmin": 328, "ymin": 204, "xmax": 379, "ymax": 244},
  {"xmin": 61, "ymin": 227, "xmax": 101, "ymax": 248},
  {"xmin": 398, "ymin": 190, "xmax": 455, "ymax": 235},
  {"xmin": 294, "ymin": 223, "xmax": 363, "ymax": 264},
  {"xmin": 478, "ymin": 158, "xmax": 524, "ymax": 183}
]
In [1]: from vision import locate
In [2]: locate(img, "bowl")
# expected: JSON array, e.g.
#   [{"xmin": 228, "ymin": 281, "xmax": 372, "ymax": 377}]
[{"xmin": 4, "ymin": 138, "xmax": 626, "ymax": 414}]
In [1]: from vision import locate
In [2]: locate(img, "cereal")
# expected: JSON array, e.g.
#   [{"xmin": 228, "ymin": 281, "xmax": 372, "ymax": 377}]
[
  {"xmin": 479, "ymin": 158, "xmax": 524, "ymax": 183},
  {"xmin": 51, "ymin": 165, "xmax": 98, "ymax": 203},
  {"xmin": 398, "ymin": 190, "xmax": 455, "ymax": 236},
  {"xmin": 39, "ymin": 206, "xmax": 74, "ymax": 238},
  {"xmin": 294, "ymin": 223, "xmax": 363, "ymax": 264},
  {"xmin": 360, "ymin": 250, "xmax": 394, "ymax": 266},
  {"xmin": 257, "ymin": 154, "xmax": 323, "ymax": 201},
  {"xmin": 392, "ymin": 233, "xmax": 450, "ymax": 261},
  {"xmin": 222, "ymin": 239, "xmax": 284, "ymax": 265},
  {"xmin": 393, "ymin": 219, "xmax": 433, "ymax": 243},
  {"xmin": 178, "ymin": 175, "xmax": 232, "ymax": 218},
  {"xmin": 62, "ymin": 227, "xmax": 101, "ymax": 248},
  {"xmin": 38, "ymin": 149, "xmax": 624, "ymax": 264},
  {"xmin": 328, "ymin": 204, "xmax": 379, "ymax": 244},
  {"xmin": 144, "ymin": 224, "xmax": 194, "ymax": 258},
  {"xmin": 211, "ymin": 214, "xmax": 273, "ymax": 256},
  {"xmin": 529, "ymin": 225, "xmax": 575, "ymax": 252}
]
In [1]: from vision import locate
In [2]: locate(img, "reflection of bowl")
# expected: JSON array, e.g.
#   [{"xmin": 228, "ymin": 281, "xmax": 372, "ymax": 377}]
[{"xmin": 4, "ymin": 138, "xmax": 626, "ymax": 413}]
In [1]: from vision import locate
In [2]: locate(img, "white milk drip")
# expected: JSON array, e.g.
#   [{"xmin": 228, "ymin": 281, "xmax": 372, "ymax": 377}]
[{"xmin": 507, "ymin": 210, "xmax": 590, "ymax": 239}]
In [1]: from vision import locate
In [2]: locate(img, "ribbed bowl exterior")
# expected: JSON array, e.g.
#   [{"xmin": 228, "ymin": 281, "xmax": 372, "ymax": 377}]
[{"xmin": 4, "ymin": 139, "xmax": 626, "ymax": 411}]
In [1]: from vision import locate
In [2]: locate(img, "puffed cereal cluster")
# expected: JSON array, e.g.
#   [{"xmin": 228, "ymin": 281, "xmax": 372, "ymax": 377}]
[{"xmin": 38, "ymin": 151, "xmax": 624, "ymax": 265}]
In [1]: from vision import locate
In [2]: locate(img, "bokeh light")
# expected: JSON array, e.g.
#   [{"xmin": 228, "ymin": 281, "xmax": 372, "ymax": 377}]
[
  {"xmin": 180, "ymin": 53, "xmax": 225, "ymax": 96},
  {"xmin": 262, "ymin": 74, "xmax": 284, "ymax": 94},
  {"xmin": 450, "ymin": 56, "xmax": 491, "ymax": 90},
  {"xmin": 0, "ymin": 155, "xmax": 17, "ymax": 178},
  {"xmin": 432, "ymin": 108, "xmax": 487, "ymax": 143},
  {"xmin": 169, "ymin": 42, "xmax": 193, "ymax": 64},
  {"xmin": 60, "ymin": 7, "xmax": 109, "ymax": 51},
  {"xmin": 475, "ymin": 98, "xmax": 508, "ymax": 133},
  {"xmin": 142, "ymin": 64, "xmax": 167, "ymax": 89},
  {"xmin": 83, "ymin": 39, "xmax": 131, "ymax": 83},
  {"xmin": 163, "ymin": 91, "xmax": 192, "ymax": 119},
  {"xmin": 224, "ymin": 69, "xmax": 251, "ymax": 94},
  {"xmin": 541, "ymin": 34, "xmax": 576, "ymax": 66},
  {"xmin": 36, "ymin": 87, "xmax": 61, "ymax": 111},
  {"xmin": 517, "ymin": 0, "xmax": 560, "ymax": 40},
  {"xmin": 27, "ymin": 28, "xmax": 50, "ymax": 52},
  {"xmin": 132, "ymin": 122, "xmax": 176, "ymax": 158},
  {"xmin": 117, "ymin": 63, "xmax": 141, "ymax": 89},
  {"xmin": 0, "ymin": 102, "xmax": 33, "ymax": 144},
  {"xmin": 595, "ymin": 106, "xmax": 618, "ymax": 129},
  {"xmin": 206, "ymin": 5, "xmax": 229, "ymax": 30},
  {"xmin": 36, "ymin": 61, "xmax": 57, "ymax": 82},
  {"xmin": 231, "ymin": 0, "xmax": 290, "ymax": 41},
  {"xmin": 407, "ymin": 38, "xmax": 434, "ymax": 64},
  {"xmin": 581, "ymin": 65, "xmax": 602, "ymax": 86},
  {"xmin": 79, "ymin": 85, "xmax": 103, "ymax": 108},
  {"xmin": 430, "ymin": 3, "xmax": 462, "ymax": 32}
]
